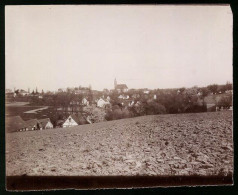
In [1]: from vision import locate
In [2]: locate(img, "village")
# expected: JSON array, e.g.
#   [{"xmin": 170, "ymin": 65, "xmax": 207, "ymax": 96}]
[
  {"xmin": 5, "ymin": 79, "xmax": 233, "ymax": 133},
  {"xmin": 4, "ymin": 6, "xmax": 234, "ymax": 188}
]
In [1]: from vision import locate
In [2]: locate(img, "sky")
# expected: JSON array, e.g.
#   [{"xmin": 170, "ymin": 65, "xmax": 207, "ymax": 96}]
[{"xmin": 5, "ymin": 5, "xmax": 232, "ymax": 91}]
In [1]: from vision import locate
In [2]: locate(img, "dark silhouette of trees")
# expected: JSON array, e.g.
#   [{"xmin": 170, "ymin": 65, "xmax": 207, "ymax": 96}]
[
  {"xmin": 217, "ymin": 94, "xmax": 232, "ymax": 108},
  {"xmin": 200, "ymin": 87, "xmax": 210, "ymax": 106},
  {"xmin": 208, "ymin": 84, "xmax": 218, "ymax": 94}
]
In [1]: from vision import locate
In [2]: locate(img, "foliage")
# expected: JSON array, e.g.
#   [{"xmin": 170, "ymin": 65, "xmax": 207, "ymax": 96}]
[
  {"xmin": 105, "ymin": 107, "xmax": 133, "ymax": 121},
  {"xmin": 83, "ymin": 105, "xmax": 106, "ymax": 123},
  {"xmin": 207, "ymin": 84, "xmax": 218, "ymax": 94},
  {"xmin": 217, "ymin": 94, "xmax": 232, "ymax": 108}
]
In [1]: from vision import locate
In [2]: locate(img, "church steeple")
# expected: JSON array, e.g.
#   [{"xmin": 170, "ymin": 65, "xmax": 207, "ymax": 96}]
[{"xmin": 114, "ymin": 78, "xmax": 117, "ymax": 89}]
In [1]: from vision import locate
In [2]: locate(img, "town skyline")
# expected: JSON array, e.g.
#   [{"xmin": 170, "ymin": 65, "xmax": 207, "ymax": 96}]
[
  {"xmin": 6, "ymin": 5, "xmax": 232, "ymax": 91},
  {"xmin": 7, "ymin": 78, "xmax": 233, "ymax": 94}
]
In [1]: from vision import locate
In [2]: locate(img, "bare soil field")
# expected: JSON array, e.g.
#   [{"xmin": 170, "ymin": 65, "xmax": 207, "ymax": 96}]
[{"xmin": 6, "ymin": 111, "xmax": 233, "ymax": 176}]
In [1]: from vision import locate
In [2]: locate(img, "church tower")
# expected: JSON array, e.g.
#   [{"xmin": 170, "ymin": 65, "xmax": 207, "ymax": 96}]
[{"xmin": 114, "ymin": 78, "xmax": 117, "ymax": 89}]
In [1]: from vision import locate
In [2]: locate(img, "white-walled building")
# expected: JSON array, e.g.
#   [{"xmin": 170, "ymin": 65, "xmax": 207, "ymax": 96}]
[
  {"xmin": 97, "ymin": 98, "xmax": 110, "ymax": 108},
  {"xmin": 62, "ymin": 114, "xmax": 79, "ymax": 128},
  {"xmin": 82, "ymin": 98, "xmax": 89, "ymax": 106},
  {"xmin": 38, "ymin": 118, "xmax": 53, "ymax": 129},
  {"xmin": 128, "ymin": 101, "xmax": 135, "ymax": 107}
]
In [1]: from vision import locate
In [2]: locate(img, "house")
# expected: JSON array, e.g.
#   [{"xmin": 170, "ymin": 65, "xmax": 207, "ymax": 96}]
[
  {"xmin": 106, "ymin": 96, "xmax": 110, "ymax": 101},
  {"xmin": 18, "ymin": 89, "xmax": 29, "ymax": 96},
  {"xmin": 75, "ymin": 87, "xmax": 90, "ymax": 94},
  {"xmin": 58, "ymin": 88, "xmax": 66, "ymax": 93},
  {"xmin": 225, "ymin": 90, "xmax": 233, "ymax": 94},
  {"xmin": 115, "ymin": 84, "xmax": 128, "ymax": 93},
  {"xmin": 5, "ymin": 116, "xmax": 28, "ymax": 133},
  {"xmin": 97, "ymin": 98, "xmax": 110, "ymax": 108},
  {"xmin": 82, "ymin": 98, "xmax": 89, "ymax": 106},
  {"xmin": 38, "ymin": 118, "xmax": 53, "ymax": 129},
  {"xmin": 70, "ymin": 100, "xmax": 80, "ymax": 105},
  {"xmin": 118, "ymin": 95, "xmax": 129, "ymax": 100},
  {"xmin": 143, "ymin": 90, "xmax": 150, "ymax": 94},
  {"xmin": 118, "ymin": 95, "xmax": 124, "ymax": 99},
  {"xmin": 5, "ymin": 89, "xmax": 16, "ymax": 99},
  {"xmin": 128, "ymin": 100, "xmax": 135, "ymax": 107},
  {"xmin": 153, "ymin": 94, "xmax": 157, "ymax": 99},
  {"xmin": 132, "ymin": 94, "xmax": 140, "ymax": 99},
  {"xmin": 5, "ymin": 89, "xmax": 13, "ymax": 93},
  {"xmin": 206, "ymin": 103, "xmax": 216, "ymax": 112},
  {"xmin": 114, "ymin": 78, "xmax": 128, "ymax": 93},
  {"xmin": 135, "ymin": 101, "xmax": 141, "ymax": 107},
  {"xmin": 62, "ymin": 114, "xmax": 88, "ymax": 128},
  {"xmin": 25, "ymin": 119, "xmax": 42, "ymax": 130}
]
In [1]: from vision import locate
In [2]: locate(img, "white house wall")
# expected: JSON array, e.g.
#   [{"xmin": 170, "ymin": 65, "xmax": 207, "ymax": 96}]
[
  {"xmin": 63, "ymin": 117, "xmax": 78, "ymax": 128},
  {"xmin": 45, "ymin": 121, "xmax": 53, "ymax": 129}
]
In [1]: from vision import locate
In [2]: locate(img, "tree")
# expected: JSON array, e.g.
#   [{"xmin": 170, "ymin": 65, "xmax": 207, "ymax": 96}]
[
  {"xmin": 200, "ymin": 87, "xmax": 210, "ymax": 105},
  {"xmin": 207, "ymin": 84, "xmax": 218, "ymax": 94},
  {"xmin": 88, "ymin": 86, "xmax": 93, "ymax": 105},
  {"xmin": 83, "ymin": 105, "xmax": 106, "ymax": 123},
  {"xmin": 145, "ymin": 101, "xmax": 166, "ymax": 115},
  {"xmin": 179, "ymin": 87, "xmax": 186, "ymax": 94},
  {"xmin": 225, "ymin": 81, "xmax": 232, "ymax": 91},
  {"xmin": 217, "ymin": 94, "xmax": 232, "ymax": 108}
]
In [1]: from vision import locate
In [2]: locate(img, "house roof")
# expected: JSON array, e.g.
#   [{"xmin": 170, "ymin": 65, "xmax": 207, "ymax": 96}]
[
  {"xmin": 116, "ymin": 84, "xmax": 128, "ymax": 89},
  {"xmin": 19, "ymin": 89, "xmax": 28, "ymax": 93},
  {"xmin": 68, "ymin": 114, "xmax": 89, "ymax": 125},
  {"xmin": 25, "ymin": 119, "xmax": 42, "ymax": 129},
  {"xmin": 98, "ymin": 98, "xmax": 108, "ymax": 102},
  {"xmin": 38, "ymin": 118, "xmax": 52, "ymax": 127},
  {"xmin": 5, "ymin": 116, "xmax": 28, "ymax": 132},
  {"xmin": 5, "ymin": 89, "xmax": 13, "ymax": 93}
]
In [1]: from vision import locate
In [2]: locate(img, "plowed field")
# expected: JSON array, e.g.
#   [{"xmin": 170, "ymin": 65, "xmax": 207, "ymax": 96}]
[{"xmin": 6, "ymin": 111, "xmax": 233, "ymax": 176}]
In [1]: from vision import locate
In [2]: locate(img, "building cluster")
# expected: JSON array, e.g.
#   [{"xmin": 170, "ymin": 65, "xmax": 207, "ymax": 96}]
[
  {"xmin": 5, "ymin": 79, "xmax": 233, "ymax": 132},
  {"xmin": 5, "ymin": 88, "xmax": 44, "ymax": 100},
  {"xmin": 6, "ymin": 116, "xmax": 53, "ymax": 133}
]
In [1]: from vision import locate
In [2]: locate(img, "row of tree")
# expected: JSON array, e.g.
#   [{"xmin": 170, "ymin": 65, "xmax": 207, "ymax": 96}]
[
  {"xmin": 27, "ymin": 82, "xmax": 232, "ymax": 124},
  {"xmin": 105, "ymin": 84, "xmax": 232, "ymax": 121}
]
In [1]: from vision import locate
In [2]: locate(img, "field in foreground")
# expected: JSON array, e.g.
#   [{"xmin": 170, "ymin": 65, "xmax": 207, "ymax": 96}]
[{"xmin": 6, "ymin": 111, "xmax": 233, "ymax": 176}]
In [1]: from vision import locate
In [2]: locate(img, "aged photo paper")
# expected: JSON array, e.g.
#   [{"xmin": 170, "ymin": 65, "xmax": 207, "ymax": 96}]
[{"xmin": 5, "ymin": 5, "xmax": 233, "ymax": 190}]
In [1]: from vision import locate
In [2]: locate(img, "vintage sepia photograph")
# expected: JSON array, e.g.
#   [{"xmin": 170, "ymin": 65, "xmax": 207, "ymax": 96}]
[{"xmin": 5, "ymin": 5, "xmax": 233, "ymax": 189}]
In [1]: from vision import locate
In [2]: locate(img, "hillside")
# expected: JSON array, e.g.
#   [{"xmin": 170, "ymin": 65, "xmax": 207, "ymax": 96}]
[{"xmin": 6, "ymin": 111, "xmax": 233, "ymax": 176}]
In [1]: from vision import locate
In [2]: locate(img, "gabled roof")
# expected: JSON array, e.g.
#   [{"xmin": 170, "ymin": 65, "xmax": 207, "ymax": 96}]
[
  {"xmin": 70, "ymin": 114, "xmax": 80, "ymax": 124},
  {"xmin": 98, "ymin": 98, "xmax": 107, "ymax": 102},
  {"xmin": 38, "ymin": 118, "xmax": 52, "ymax": 127},
  {"xmin": 116, "ymin": 84, "xmax": 128, "ymax": 89},
  {"xmin": 19, "ymin": 89, "xmax": 28, "ymax": 93},
  {"xmin": 25, "ymin": 119, "xmax": 42, "ymax": 129},
  {"xmin": 68, "ymin": 114, "xmax": 89, "ymax": 125},
  {"xmin": 5, "ymin": 116, "xmax": 28, "ymax": 132}
]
